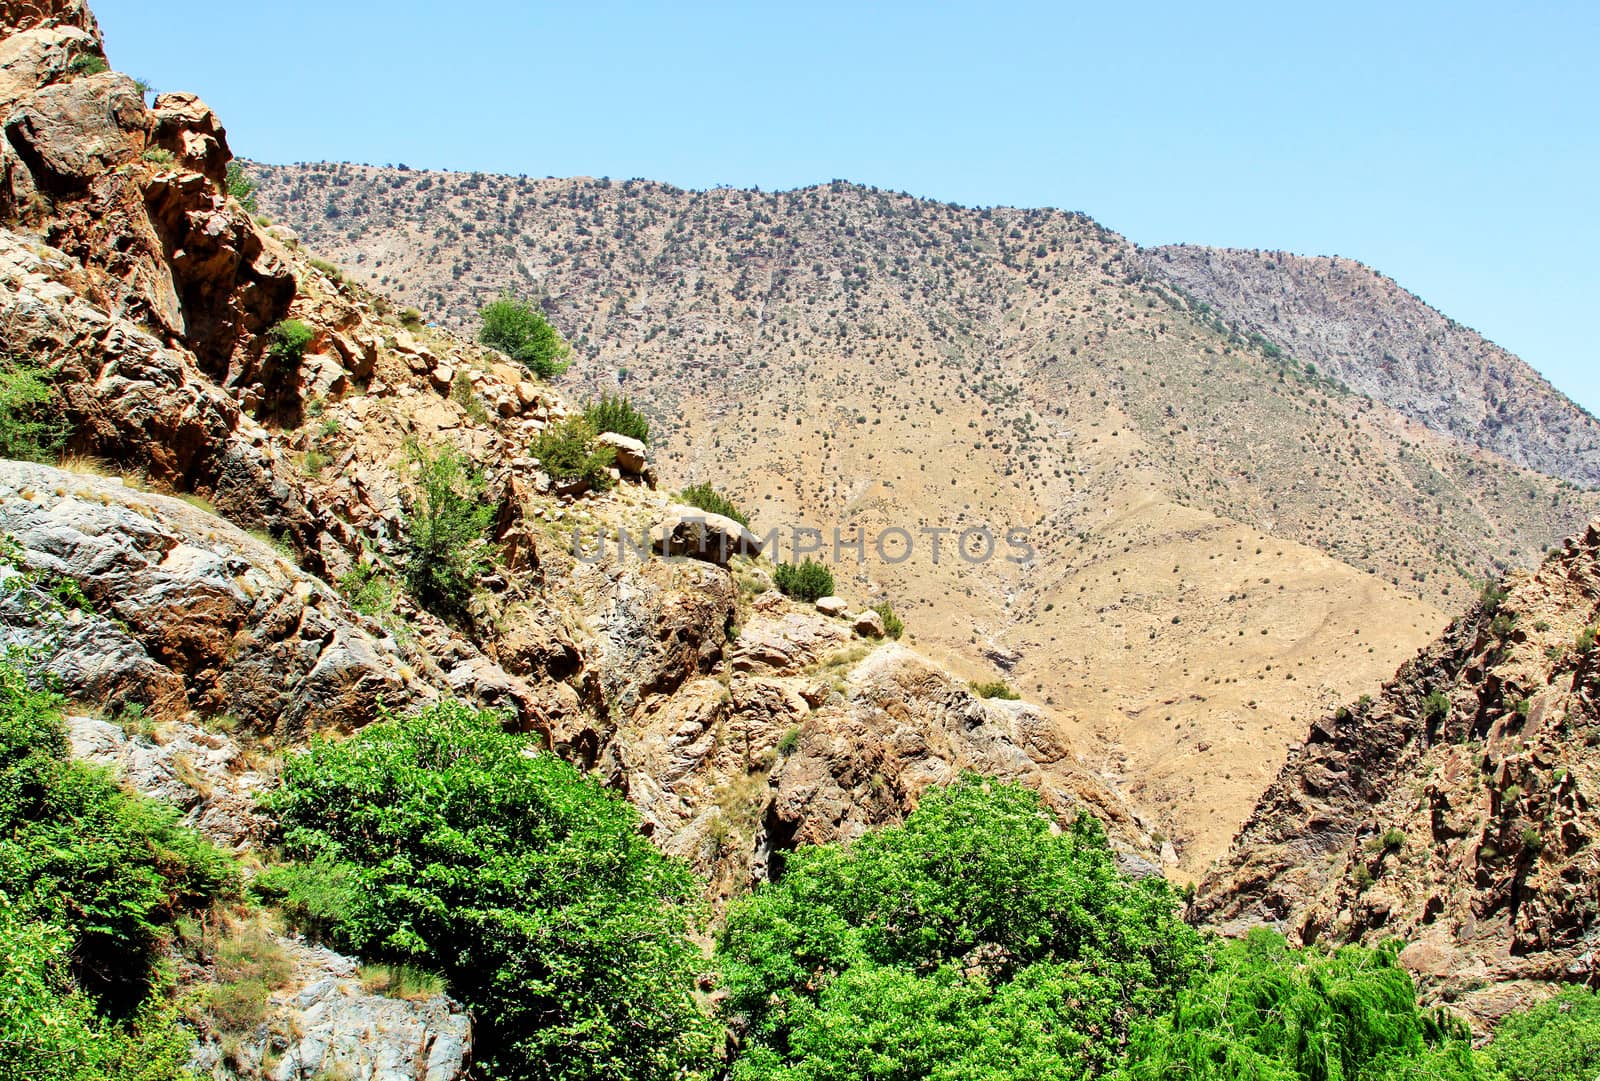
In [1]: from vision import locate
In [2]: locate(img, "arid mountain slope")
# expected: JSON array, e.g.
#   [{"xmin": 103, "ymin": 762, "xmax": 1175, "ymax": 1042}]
[
  {"xmin": 1134, "ymin": 244, "xmax": 1600, "ymax": 487},
  {"xmin": 250, "ymin": 163, "xmax": 1600, "ymax": 871},
  {"xmin": 1198, "ymin": 518, "xmax": 1600, "ymax": 1025}
]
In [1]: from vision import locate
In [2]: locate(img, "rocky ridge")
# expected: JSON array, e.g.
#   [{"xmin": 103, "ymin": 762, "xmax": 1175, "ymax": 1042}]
[
  {"xmin": 1133, "ymin": 244, "xmax": 1600, "ymax": 487},
  {"xmin": 1198, "ymin": 517, "xmax": 1600, "ymax": 1026}
]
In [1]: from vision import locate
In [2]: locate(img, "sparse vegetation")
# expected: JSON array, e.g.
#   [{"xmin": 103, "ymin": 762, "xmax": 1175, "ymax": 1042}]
[
  {"xmin": 773, "ymin": 558, "xmax": 834, "ymax": 602},
  {"xmin": 67, "ymin": 52, "xmax": 108, "ymax": 76},
  {"xmin": 478, "ymin": 293, "xmax": 571, "ymax": 379},
  {"xmin": 451, "ymin": 368, "xmax": 492, "ymax": 424}
]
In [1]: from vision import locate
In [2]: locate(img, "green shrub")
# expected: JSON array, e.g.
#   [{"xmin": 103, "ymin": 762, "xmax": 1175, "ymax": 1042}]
[
  {"xmin": 266, "ymin": 318, "xmax": 314, "ymax": 363},
  {"xmin": 1423, "ymin": 689, "xmax": 1451, "ymax": 723},
  {"xmin": 478, "ymin": 293, "xmax": 570, "ymax": 379},
  {"xmin": 225, "ymin": 161, "xmax": 258, "ymax": 213},
  {"xmin": 971, "ymin": 679, "xmax": 1020, "ymax": 700},
  {"xmin": 531, "ymin": 416, "xmax": 616, "ymax": 491},
  {"xmin": 0, "ymin": 657, "xmax": 234, "ymax": 1013},
  {"xmin": 1490, "ymin": 986, "xmax": 1600, "ymax": 1079},
  {"xmin": 204, "ymin": 923, "xmax": 293, "ymax": 1032},
  {"xmin": 307, "ymin": 256, "xmax": 343, "ymax": 282},
  {"xmin": 773, "ymin": 558, "xmax": 834, "ymax": 602},
  {"xmin": 0, "ymin": 898, "xmax": 197, "ymax": 1081},
  {"xmin": 719, "ymin": 776, "xmax": 1204, "ymax": 1080},
  {"xmin": 450, "ymin": 368, "xmax": 492, "ymax": 424},
  {"xmin": 1575, "ymin": 625, "xmax": 1598, "ymax": 656},
  {"xmin": 1119, "ymin": 928, "xmax": 1481, "ymax": 1081},
  {"xmin": 398, "ymin": 307, "xmax": 425, "ymax": 330},
  {"xmin": 337, "ymin": 561, "xmax": 400, "ymax": 624},
  {"xmin": 141, "ymin": 147, "xmax": 175, "ymax": 165},
  {"xmin": 67, "ymin": 53, "xmax": 108, "ymax": 76},
  {"xmin": 777, "ymin": 727, "xmax": 801, "ymax": 756},
  {"xmin": 583, "ymin": 393, "xmax": 650, "ymax": 443},
  {"xmin": 261, "ymin": 701, "xmax": 718, "ymax": 1081},
  {"xmin": 400, "ymin": 441, "xmax": 493, "ymax": 618},
  {"xmin": 0, "ymin": 357, "xmax": 69, "ymax": 462},
  {"xmin": 874, "ymin": 600, "xmax": 904, "ymax": 639},
  {"xmin": 677, "ymin": 482, "xmax": 750, "ymax": 527}
]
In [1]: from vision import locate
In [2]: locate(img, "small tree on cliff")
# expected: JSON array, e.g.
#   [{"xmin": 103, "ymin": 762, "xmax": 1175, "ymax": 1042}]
[{"xmin": 478, "ymin": 293, "xmax": 570, "ymax": 379}]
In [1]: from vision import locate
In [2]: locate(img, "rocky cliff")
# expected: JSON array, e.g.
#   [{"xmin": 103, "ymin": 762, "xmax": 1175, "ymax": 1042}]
[
  {"xmin": 0, "ymin": 4, "xmax": 1158, "ymax": 1075},
  {"xmin": 1198, "ymin": 517, "xmax": 1600, "ymax": 1026}
]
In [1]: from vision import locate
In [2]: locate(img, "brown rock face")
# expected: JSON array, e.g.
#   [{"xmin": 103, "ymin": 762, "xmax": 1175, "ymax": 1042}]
[
  {"xmin": 5, "ymin": 71, "xmax": 143, "ymax": 190},
  {"xmin": 1197, "ymin": 518, "xmax": 1600, "ymax": 1024}
]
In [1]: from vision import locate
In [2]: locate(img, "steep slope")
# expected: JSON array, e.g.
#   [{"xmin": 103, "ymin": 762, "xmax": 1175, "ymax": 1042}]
[
  {"xmin": 1133, "ymin": 244, "xmax": 1600, "ymax": 487},
  {"xmin": 249, "ymin": 163, "xmax": 1600, "ymax": 871},
  {"xmin": 1197, "ymin": 518, "xmax": 1600, "ymax": 1025}
]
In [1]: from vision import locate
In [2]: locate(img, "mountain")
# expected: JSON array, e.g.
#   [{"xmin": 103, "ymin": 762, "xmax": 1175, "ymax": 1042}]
[
  {"xmin": 249, "ymin": 163, "xmax": 1600, "ymax": 872},
  {"xmin": 1132, "ymin": 244, "xmax": 1600, "ymax": 488},
  {"xmin": 0, "ymin": 4, "xmax": 1153, "ymax": 1071},
  {"xmin": 1198, "ymin": 520, "xmax": 1600, "ymax": 1026}
]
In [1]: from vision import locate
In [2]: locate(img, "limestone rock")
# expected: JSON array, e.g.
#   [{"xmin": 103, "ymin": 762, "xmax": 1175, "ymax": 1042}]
[
  {"xmin": 4, "ymin": 70, "xmax": 145, "ymax": 190},
  {"xmin": 851, "ymin": 609, "xmax": 885, "ymax": 637},
  {"xmin": 651, "ymin": 503, "xmax": 763, "ymax": 566},
  {"xmin": 815, "ymin": 596, "xmax": 848, "ymax": 617},
  {"xmin": 596, "ymin": 431, "xmax": 646, "ymax": 474}
]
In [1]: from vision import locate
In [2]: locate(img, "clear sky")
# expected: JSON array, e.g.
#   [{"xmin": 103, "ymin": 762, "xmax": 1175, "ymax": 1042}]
[{"xmin": 95, "ymin": 1, "xmax": 1599, "ymax": 413}]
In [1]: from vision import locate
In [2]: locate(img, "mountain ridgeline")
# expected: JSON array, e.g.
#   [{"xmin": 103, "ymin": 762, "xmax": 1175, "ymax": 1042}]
[{"xmin": 250, "ymin": 162, "xmax": 1600, "ymax": 872}]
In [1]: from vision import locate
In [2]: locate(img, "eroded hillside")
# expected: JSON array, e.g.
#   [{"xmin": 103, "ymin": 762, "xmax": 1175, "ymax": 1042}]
[{"xmin": 250, "ymin": 163, "xmax": 1600, "ymax": 870}]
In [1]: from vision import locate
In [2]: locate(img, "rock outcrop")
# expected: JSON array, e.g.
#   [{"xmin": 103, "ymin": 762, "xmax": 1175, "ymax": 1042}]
[{"xmin": 1197, "ymin": 519, "xmax": 1600, "ymax": 1024}]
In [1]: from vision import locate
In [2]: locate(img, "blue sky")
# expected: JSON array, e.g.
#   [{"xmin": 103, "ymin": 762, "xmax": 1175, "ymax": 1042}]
[{"xmin": 96, "ymin": 1, "xmax": 1599, "ymax": 413}]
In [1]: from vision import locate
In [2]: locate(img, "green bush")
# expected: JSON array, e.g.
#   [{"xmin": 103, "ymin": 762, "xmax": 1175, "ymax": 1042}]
[
  {"xmin": 478, "ymin": 293, "xmax": 571, "ymax": 379},
  {"xmin": 719, "ymin": 776, "xmax": 1204, "ymax": 1080},
  {"xmin": 874, "ymin": 600, "xmax": 904, "ymax": 640},
  {"xmin": 1489, "ymin": 985, "xmax": 1600, "ymax": 1079},
  {"xmin": 400, "ymin": 441, "xmax": 493, "ymax": 618},
  {"xmin": 971, "ymin": 678, "xmax": 1020, "ymax": 700},
  {"xmin": 773, "ymin": 558, "xmax": 834, "ymax": 602},
  {"xmin": 0, "ymin": 357, "xmax": 69, "ymax": 462},
  {"xmin": 531, "ymin": 416, "xmax": 616, "ymax": 491},
  {"xmin": 0, "ymin": 658, "xmax": 234, "ymax": 1012},
  {"xmin": 266, "ymin": 318, "xmax": 314, "ymax": 363},
  {"xmin": 451, "ymin": 368, "xmax": 492, "ymax": 424},
  {"xmin": 584, "ymin": 393, "xmax": 650, "ymax": 443},
  {"xmin": 677, "ymin": 482, "xmax": 750, "ymax": 528},
  {"xmin": 225, "ymin": 161, "xmax": 258, "ymax": 213},
  {"xmin": 261, "ymin": 701, "xmax": 718, "ymax": 1081},
  {"xmin": 67, "ymin": 52, "xmax": 108, "ymax": 76},
  {"xmin": 1119, "ymin": 928, "xmax": 1481, "ymax": 1081},
  {"xmin": 337, "ymin": 560, "xmax": 400, "ymax": 624},
  {"xmin": 0, "ymin": 898, "xmax": 196, "ymax": 1081}
]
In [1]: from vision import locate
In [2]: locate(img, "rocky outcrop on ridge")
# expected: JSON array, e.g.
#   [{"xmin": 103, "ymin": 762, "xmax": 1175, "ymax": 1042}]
[{"xmin": 1197, "ymin": 518, "xmax": 1600, "ymax": 1024}]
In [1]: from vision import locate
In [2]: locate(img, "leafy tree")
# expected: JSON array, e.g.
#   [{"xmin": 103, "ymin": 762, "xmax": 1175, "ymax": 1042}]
[
  {"xmin": 531, "ymin": 416, "xmax": 616, "ymax": 491},
  {"xmin": 1117, "ymin": 927, "xmax": 1482, "ymax": 1081},
  {"xmin": 260, "ymin": 701, "xmax": 719, "ymax": 1081},
  {"xmin": 225, "ymin": 160, "xmax": 258, "ymax": 213},
  {"xmin": 400, "ymin": 440, "xmax": 494, "ymax": 618},
  {"xmin": 678, "ymin": 482, "xmax": 751, "ymax": 527},
  {"xmin": 479, "ymin": 293, "xmax": 571, "ymax": 379},
  {"xmin": 1488, "ymin": 985, "xmax": 1600, "ymax": 1080},
  {"xmin": 584, "ymin": 393, "xmax": 651, "ymax": 443},
  {"xmin": 773, "ymin": 558, "xmax": 834, "ymax": 602},
  {"xmin": 0, "ymin": 658, "xmax": 234, "ymax": 1012},
  {"xmin": 719, "ymin": 776, "xmax": 1203, "ymax": 1080},
  {"xmin": 0, "ymin": 357, "xmax": 69, "ymax": 462}
]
